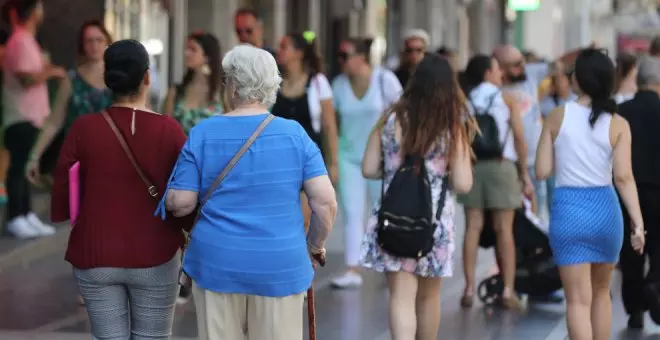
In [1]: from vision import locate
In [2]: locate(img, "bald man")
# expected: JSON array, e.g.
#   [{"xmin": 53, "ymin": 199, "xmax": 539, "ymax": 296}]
[{"xmin": 492, "ymin": 45, "xmax": 561, "ymax": 304}]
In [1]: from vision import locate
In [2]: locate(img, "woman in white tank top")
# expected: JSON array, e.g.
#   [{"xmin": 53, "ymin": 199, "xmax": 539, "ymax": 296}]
[{"xmin": 535, "ymin": 48, "xmax": 645, "ymax": 340}]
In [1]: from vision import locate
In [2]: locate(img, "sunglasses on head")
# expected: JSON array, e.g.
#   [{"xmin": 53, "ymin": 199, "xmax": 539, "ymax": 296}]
[
  {"xmin": 236, "ymin": 28, "xmax": 253, "ymax": 35},
  {"xmin": 405, "ymin": 47, "xmax": 424, "ymax": 54}
]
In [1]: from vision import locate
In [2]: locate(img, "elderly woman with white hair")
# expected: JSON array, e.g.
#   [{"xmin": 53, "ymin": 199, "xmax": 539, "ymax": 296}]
[{"xmin": 159, "ymin": 44, "xmax": 337, "ymax": 340}]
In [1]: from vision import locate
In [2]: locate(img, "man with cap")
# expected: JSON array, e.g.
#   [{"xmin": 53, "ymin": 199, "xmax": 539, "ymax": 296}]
[
  {"xmin": 618, "ymin": 56, "xmax": 660, "ymax": 329},
  {"xmin": 394, "ymin": 29, "xmax": 429, "ymax": 88}
]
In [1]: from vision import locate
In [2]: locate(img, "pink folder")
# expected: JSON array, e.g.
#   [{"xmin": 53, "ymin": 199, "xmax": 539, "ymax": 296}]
[{"xmin": 69, "ymin": 161, "xmax": 80, "ymax": 226}]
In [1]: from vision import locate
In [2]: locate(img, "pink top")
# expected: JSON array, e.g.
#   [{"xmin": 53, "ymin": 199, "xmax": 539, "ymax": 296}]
[{"xmin": 2, "ymin": 27, "xmax": 50, "ymax": 129}]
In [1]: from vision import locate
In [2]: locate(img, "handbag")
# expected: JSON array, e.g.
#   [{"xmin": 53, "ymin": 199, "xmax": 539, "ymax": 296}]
[
  {"xmin": 178, "ymin": 113, "xmax": 276, "ymax": 286},
  {"xmin": 101, "ymin": 110, "xmax": 160, "ymax": 201}
]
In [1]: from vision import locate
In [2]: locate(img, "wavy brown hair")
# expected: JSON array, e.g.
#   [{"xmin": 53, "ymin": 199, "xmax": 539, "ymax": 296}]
[{"xmin": 386, "ymin": 53, "xmax": 473, "ymax": 161}]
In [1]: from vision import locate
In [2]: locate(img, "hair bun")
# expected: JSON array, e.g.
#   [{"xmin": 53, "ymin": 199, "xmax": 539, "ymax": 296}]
[{"xmin": 104, "ymin": 69, "xmax": 129, "ymax": 90}]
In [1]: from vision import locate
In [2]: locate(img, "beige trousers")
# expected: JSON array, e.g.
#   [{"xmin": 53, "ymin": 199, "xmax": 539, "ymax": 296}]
[{"xmin": 192, "ymin": 281, "xmax": 305, "ymax": 340}]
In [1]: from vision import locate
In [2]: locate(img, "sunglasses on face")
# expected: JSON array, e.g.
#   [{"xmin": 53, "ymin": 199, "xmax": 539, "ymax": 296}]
[
  {"xmin": 405, "ymin": 47, "xmax": 424, "ymax": 54},
  {"xmin": 236, "ymin": 28, "xmax": 253, "ymax": 36},
  {"xmin": 337, "ymin": 51, "xmax": 354, "ymax": 62}
]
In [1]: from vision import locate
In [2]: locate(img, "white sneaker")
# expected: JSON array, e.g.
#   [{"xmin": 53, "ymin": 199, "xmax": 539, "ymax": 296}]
[
  {"xmin": 331, "ymin": 271, "xmax": 363, "ymax": 289},
  {"xmin": 26, "ymin": 212, "xmax": 56, "ymax": 236},
  {"xmin": 7, "ymin": 216, "xmax": 40, "ymax": 239}
]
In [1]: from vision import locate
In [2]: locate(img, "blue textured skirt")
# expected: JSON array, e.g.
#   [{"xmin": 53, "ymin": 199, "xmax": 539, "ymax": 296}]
[{"xmin": 549, "ymin": 186, "xmax": 623, "ymax": 266}]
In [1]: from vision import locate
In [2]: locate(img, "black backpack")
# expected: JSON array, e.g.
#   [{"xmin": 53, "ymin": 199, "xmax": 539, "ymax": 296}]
[
  {"xmin": 469, "ymin": 92, "xmax": 509, "ymax": 160},
  {"xmin": 377, "ymin": 155, "xmax": 449, "ymax": 258}
]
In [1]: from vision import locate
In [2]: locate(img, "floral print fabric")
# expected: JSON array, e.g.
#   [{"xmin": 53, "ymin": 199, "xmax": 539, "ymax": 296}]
[
  {"xmin": 64, "ymin": 70, "xmax": 113, "ymax": 130},
  {"xmin": 172, "ymin": 99, "xmax": 223, "ymax": 135},
  {"xmin": 360, "ymin": 115, "xmax": 456, "ymax": 278}
]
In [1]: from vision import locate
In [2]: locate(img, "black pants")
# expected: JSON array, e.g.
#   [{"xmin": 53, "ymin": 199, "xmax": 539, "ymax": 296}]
[
  {"xmin": 3, "ymin": 122, "xmax": 64, "ymax": 220},
  {"xmin": 4, "ymin": 122, "xmax": 39, "ymax": 220},
  {"xmin": 620, "ymin": 186, "xmax": 660, "ymax": 314}
]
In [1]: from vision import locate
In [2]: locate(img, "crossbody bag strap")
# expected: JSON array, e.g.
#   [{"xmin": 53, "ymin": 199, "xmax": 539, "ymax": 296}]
[
  {"xmin": 101, "ymin": 110, "xmax": 159, "ymax": 200},
  {"xmin": 435, "ymin": 176, "xmax": 450, "ymax": 221},
  {"xmin": 191, "ymin": 113, "xmax": 276, "ymax": 227}
]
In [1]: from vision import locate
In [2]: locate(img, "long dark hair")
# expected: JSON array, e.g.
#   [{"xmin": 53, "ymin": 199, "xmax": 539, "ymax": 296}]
[
  {"xmin": 286, "ymin": 32, "xmax": 323, "ymax": 76},
  {"xmin": 459, "ymin": 54, "xmax": 493, "ymax": 96},
  {"xmin": 574, "ymin": 48, "xmax": 617, "ymax": 127},
  {"xmin": 177, "ymin": 31, "xmax": 223, "ymax": 103},
  {"xmin": 389, "ymin": 53, "xmax": 471, "ymax": 160},
  {"xmin": 615, "ymin": 52, "xmax": 637, "ymax": 93}
]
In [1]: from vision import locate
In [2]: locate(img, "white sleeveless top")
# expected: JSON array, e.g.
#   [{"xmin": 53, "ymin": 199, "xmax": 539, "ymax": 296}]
[
  {"xmin": 468, "ymin": 82, "xmax": 517, "ymax": 162},
  {"xmin": 554, "ymin": 101, "xmax": 613, "ymax": 187}
]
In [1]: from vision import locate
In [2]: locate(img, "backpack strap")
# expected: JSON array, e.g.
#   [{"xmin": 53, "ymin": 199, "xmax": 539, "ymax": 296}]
[{"xmin": 468, "ymin": 91, "xmax": 498, "ymax": 116}]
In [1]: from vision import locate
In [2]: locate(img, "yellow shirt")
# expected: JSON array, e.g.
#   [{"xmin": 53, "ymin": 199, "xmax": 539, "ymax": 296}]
[{"xmin": 538, "ymin": 77, "xmax": 552, "ymax": 101}]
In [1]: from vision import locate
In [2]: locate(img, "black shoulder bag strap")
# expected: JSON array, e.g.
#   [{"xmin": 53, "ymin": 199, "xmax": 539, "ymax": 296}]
[{"xmin": 435, "ymin": 176, "xmax": 450, "ymax": 221}]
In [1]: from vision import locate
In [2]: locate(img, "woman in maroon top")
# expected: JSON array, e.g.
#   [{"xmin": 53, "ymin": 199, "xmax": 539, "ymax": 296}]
[{"xmin": 50, "ymin": 39, "xmax": 190, "ymax": 339}]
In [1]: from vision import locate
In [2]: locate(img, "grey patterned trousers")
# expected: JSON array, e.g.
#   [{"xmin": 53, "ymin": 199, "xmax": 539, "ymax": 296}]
[{"xmin": 73, "ymin": 254, "xmax": 180, "ymax": 340}]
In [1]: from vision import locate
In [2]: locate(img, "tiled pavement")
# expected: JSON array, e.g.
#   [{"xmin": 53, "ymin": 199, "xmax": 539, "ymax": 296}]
[{"xmin": 2, "ymin": 194, "xmax": 660, "ymax": 339}]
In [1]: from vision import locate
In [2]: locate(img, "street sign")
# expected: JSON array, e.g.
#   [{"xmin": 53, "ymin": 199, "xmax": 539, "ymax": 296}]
[{"xmin": 508, "ymin": 0, "xmax": 540, "ymax": 11}]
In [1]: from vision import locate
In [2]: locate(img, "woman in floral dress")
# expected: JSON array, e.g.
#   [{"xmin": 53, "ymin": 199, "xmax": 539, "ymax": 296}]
[
  {"xmin": 361, "ymin": 54, "xmax": 473, "ymax": 340},
  {"xmin": 163, "ymin": 31, "xmax": 224, "ymax": 135},
  {"xmin": 26, "ymin": 20, "xmax": 112, "ymax": 184}
]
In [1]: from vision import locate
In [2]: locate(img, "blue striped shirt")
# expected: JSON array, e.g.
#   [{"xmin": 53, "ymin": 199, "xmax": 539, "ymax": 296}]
[{"xmin": 155, "ymin": 113, "xmax": 327, "ymax": 297}]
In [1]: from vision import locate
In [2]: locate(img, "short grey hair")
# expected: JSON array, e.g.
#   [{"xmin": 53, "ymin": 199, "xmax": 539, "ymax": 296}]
[
  {"xmin": 222, "ymin": 44, "xmax": 282, "ymax": 107},
  {"xmin": 403, "ymin": 29, "xmax": 430, "ymax": 47},
  {"xmin": 636, "ymin": 56, "xmax": 660, "ymax": 87}
]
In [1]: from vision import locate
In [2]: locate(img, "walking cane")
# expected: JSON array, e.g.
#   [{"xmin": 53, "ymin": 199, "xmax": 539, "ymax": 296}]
[{"xmin": 308, "ymin": 253, "xmax": 326, "ymax": 340}]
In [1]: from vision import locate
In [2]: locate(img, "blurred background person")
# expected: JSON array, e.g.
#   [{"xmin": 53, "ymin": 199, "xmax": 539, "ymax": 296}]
[
  {"xmin": 234, "ymin": 8, "xmax": 275, "ymax": 57},
  {"xmin": 162, "ymin": 44, "xmax": 335, "ymax": 340},
  {"xmin": 535, "ymin": 47, "xmax": 644, "ymax": 340},
  {"xmin": 273, "ymin": 31, "xmax": 338, "ymax": 230},
  {"xmin": 540, "ymin": 62, "xmax": 576, "ymax": 118},
  {"xmin": 617, "ymin": 56, "xmax": 660, "ymax": 330},
  {"xmin": 458, "ymin": 54, "xmax": 528, "ymax": 310},
  {"xmin": 0, "ymin": 29, "xmax": 10, "ymax": 206},
  {"xmin": 614, "ymin": 53, "xmax": 638, "ymax": 105},
  {"xmin": 331, "ymin": 37, "xmax": 402, "ymax": 289},
  {"xmin": 3, "ymin": 0, "xmax": 67, "ymax": 239},
  {"xmin": 50, "ymin": 39, "xmax": 190, "ymax": 340},
  {"xmin": 26, "ymin": 20, "xmax": 112, "ymax": 187},
  {"xmin": 436, "ymin": 46, "xmax": 458, "ymax": 72},
  {"xmin": 361, "ymin": 53, "xmax": 473, "ymax": 340},
  {"xmin": 163, "ymin": 31, "xmax": 223, "ymax": 136},
  {"xmin": 394, "ymin": 29, "xmax": 429, "ymax": 88}
]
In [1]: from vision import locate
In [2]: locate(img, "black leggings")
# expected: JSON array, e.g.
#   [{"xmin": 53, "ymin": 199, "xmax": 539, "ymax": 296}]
[
  {"xmin": 4, "ymin": 122, "xmax": 39, "ymax": 220},
  {"xmin": 3, "ymin": 122, "xmax": 64, "ymax": 220}
]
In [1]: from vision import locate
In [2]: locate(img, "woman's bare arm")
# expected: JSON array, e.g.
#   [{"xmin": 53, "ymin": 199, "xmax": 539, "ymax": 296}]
[
  {"xmin": 449, "ymin": 127, "xmax": 473, "ymax": 194},
  {"xmin": 535, "ymin": 106, "xmax": 563, "ymax": 180},
  {"xmin": 303, "ymin": 175, "xmax": 337, "ymax": 252},
  {"xmin": 162, "ymin": 87, "xmax": 176, "ymax": 116},
  {"xmin": 30, "ymin": 77, "xmax": 72, "ymax": 160},
  {"xmin": 320, "ymin": 99, "xmax": 339, "ymax": 179},
  {"xmin": 611, "ymin": 115, "xmax": 643, "ymax": 231},
  {"xmin": 362, "ymin": 125, "xmax": 383, "ymax": 179},
  {"xmin": 166, "ymin": 189, "xmax": 198, "ymax": 217}
]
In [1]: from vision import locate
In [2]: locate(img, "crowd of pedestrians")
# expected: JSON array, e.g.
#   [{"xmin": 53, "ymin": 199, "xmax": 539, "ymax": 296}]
[{"xmin": 1, "ymin": 0, "xmax": 660, "ymax": 339}]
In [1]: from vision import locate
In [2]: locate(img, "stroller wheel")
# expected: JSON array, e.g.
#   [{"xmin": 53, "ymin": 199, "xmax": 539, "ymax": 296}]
[{"xmin": 478, "ymin": 274, "xmax": 504, "ymax": 305}]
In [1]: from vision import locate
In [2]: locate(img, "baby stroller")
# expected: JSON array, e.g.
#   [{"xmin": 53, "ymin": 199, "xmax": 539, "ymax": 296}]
[{"xmin": 477, "ymin": 199, "xmax": 562, "ymax": 305}]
